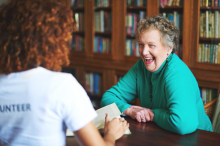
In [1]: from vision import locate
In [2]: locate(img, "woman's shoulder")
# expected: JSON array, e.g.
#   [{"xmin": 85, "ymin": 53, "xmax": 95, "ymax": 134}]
[{"xmin": 165, "ymin": 54, "xmax": 194, "ymax": 78}]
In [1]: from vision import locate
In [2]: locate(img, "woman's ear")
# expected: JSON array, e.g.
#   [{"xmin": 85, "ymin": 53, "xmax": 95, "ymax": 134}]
[{"xmin": 167, "ymin": 46, "xmax": 173, "ymax": 56}]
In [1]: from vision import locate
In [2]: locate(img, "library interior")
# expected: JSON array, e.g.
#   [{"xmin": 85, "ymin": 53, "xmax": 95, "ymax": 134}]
[
  {"xmin": 1, "ymin": 0, "xmax": 220, "ymax": 145},
  {"xmin": 59, "ymin": 0, "xmax": 220, "ymax": 124},
  {"xmin": 56, "ymin": 0, "xmax": 220, "ymax": 134}
]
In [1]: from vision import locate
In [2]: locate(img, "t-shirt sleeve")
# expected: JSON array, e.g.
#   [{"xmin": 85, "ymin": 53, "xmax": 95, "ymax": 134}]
[{"xmin": 50, "ymin": 74, "xmax": 97, "ymax": 132}]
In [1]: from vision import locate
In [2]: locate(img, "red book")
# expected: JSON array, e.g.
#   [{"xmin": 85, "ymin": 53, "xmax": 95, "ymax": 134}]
[{"xmin": 215, "ymin": 0, "xmax": 218, "ymax": 6}]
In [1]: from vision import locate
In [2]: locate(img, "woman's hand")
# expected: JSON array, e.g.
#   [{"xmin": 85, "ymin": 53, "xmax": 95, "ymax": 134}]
[
  {"xmin": 123, "ymin": 106, "xmax": 154, "ymax": 122},
  {"xmin": 104, "ymin": 114, "xmax": 129, "ymax": 140}
]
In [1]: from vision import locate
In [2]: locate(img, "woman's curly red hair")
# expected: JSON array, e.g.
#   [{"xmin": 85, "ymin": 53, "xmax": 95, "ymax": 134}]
[{"xmin": 0, "ymin": 0, "xmax": 76, "ymax": 74}]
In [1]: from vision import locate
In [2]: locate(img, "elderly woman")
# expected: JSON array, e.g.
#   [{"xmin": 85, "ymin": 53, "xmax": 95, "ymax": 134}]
[
  {"xmin": 0, "ymin": 0, "xmax": 128, "ymax": 145},
  {"xmin": 101, "ymin": 15, "xmax": 212, "ymax": 135}
]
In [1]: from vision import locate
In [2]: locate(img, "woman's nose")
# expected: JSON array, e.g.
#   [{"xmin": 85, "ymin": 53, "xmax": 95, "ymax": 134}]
[{"xmin": 142, "ymin": 46, "xmax": 150, "ymax": 55}]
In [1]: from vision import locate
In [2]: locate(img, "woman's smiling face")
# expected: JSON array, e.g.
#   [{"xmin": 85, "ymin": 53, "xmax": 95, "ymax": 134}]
[{"xmin": 138, "ymin": 29, "xmax": 173, "ymax": 72}]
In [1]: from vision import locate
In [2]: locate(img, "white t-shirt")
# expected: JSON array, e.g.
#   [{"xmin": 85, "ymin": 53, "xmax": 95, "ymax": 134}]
[{"xmin": 0, "ymin": 67, "xmax": 97, "ymax": 146}]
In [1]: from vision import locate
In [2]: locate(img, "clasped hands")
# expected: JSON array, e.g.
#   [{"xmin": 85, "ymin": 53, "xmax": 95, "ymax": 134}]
[{"xmin": 123, "ymin": 106, "xmax": 154, "ymax": 122}]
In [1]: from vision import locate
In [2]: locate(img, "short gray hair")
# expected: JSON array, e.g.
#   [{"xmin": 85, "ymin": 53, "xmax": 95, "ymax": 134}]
[{"xmin": 135, "ymin": 15, "xmax": 180, "ymax": 53}]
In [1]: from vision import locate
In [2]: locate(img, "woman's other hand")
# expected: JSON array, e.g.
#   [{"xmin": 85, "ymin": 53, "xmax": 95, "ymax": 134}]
[
  {"xmin": 104, "ymin": 114, "xmax": 129, "ymax": 140},
  {"xmin": 123, "ymin": 106, "xmax": 154, "ymax": 122}
]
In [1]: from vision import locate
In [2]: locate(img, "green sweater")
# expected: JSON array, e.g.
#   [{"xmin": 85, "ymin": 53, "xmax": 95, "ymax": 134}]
[{"xmin": 101, "ymin": 53, "xmax": 213, "ymax": 135}]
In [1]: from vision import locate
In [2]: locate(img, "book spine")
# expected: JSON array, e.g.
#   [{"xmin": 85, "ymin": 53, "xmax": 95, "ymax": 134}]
[
  {"xmin": 200, "ymin": 12, "xmax": 204, "ymax": 37},
  {"xmin": 90, "ymin": 73, "xmax": 94, "ymax": 93},
  {"xmin": 168, "ymin": 0, "xmax": 173, "ymax": 6},
  {"xmin": 206, "ymin": 89, "xmax": 210, "ymax": 103},
  {"xmin": 215, "ymin": 11, "xmax": 219, "ymax": 38},
  {"xmin": 204, "ymin": 44, "xmax": 208, "ymax": 62},
  {"xmin": 219, "ymin": 13, "xmax": 220, "ymax": 38},
  {"xmin": 212, "ymin": 13, "xmax": 215, "ymax": 38},
  {"xmin": 215, "ymin": 0, "xmax": 218, "ymax": 6},
  {"xmin": 202, "ymin": 88, "xmax": 207, "ymax": 105},
  {"xmin": 99, "ymin": 38, "xmax": 103, "ymax": 53},
  {"xmin": 209, "ymin": 11, "xmax": 212, "ymax": 38},
  {"xmin": 208, "ymin": 0, "xmax": 212, "ymax": 6},
  {"xmin": 136, "ymin": 42, "xmax": 140, "ymax": 56},
  {"xmin": 199, "ymin": 44, "xmax": 202, "ymax": 62},
  {"xmin": 205, "ymin": 0, "xmax": 209, "ymax": 7},
  {"xmin": 174, "ymin": 11, "xmax": 177, "ymax": 26},
  {"xmin": 207, "ymin": 44, "xmax": 211, "ymax": 62},
  {"xmin": 215, "ymin": 44, "xmax": 218, "ymax": 63},
  {"xmin": 218, "ymin": 43, "xmax": 220, "ymax": 63},
  {"xmin": 212, "ymin": 0, "xmax": 215, "ymax": 6},
  {"xmin": 203, "ymin": 13, "xmax": 206, "ymax": 37},
  {"xmin": 206, "ymin": 11, "xmax": 209, "ymax": 38},
  {"xmin": 94, "ymin": 74, "xmax": 98, "ymax": 94},
  {"xmin": 126, "ymin": 39, "xmax": 129, "ymax": 56},
  {"xmin": 210, "ymin": 44, "xmax": 214, "ymax": 63},
  {"xmin": 85, "ymin": 73, "xmax": 90, "ymax": 92},
  {"xmin": 213, "ymin": 44, "xmax": 216, "ymax": 63},
  {"xmin": 201, "ymin": 44, "xmax": 204, "ymax": 62}
]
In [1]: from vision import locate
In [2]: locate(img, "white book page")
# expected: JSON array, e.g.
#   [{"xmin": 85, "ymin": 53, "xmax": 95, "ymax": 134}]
[
  {"xmin": 93, "ymin": 103, "xmax": 121, "ymax": 128},
  {"xmin": 66, "ymin": 103, "xmax": 131, "ymax": 136}
]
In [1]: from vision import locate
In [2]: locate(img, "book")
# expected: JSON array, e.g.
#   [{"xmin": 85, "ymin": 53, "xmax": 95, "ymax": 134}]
[
  {"xmin": 66, "ymin": 103, "xmax": 131, "ymax": 136},
  {"xmin": 218, "ymin": 43, "xmax": 220, "ymax": 63},
  {"xmin": 90, "ymin": 72, "xmax": 94, "ymax": 93},
  {"xmin": 212, "ymin": 94, "xmax": 220, "ymax": 133},
  {"xmin": 215, "ymin": 11, "xmax": 219, "ymax": 38},
  {"xmin": 205, "ymin": 11, "xmax": 209, "ymax": 38},
  {"xmin": 198, "ymin": 44, "xmax": 202, "ymax": 62},
  {"xmin": 202, "ymin": 88, "xmax": 207, "ymax": 105}
]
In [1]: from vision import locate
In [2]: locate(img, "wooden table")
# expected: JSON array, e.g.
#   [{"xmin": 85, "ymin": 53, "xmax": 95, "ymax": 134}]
[{"xmin": 66, "ymin": 116, "xmax": 220, "ymax": 146}]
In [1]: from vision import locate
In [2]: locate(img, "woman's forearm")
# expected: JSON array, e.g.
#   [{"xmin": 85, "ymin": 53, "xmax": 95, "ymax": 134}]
[{"xmin": 103, "ymin": 133, "xmax": 115, "ymax": 146}]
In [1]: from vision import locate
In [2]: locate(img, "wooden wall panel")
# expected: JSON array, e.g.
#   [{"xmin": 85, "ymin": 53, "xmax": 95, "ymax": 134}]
[
  {"xmin": 111, "ymin": 0, "xmax": 126, "ymax": 61},
  {"xmin": 84, "ymin": 0, "xmax": 94, "ymax": 57}
]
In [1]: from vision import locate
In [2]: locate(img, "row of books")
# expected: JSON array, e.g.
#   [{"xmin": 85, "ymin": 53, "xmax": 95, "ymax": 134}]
[
  {"xmin": 126, "ymin": 12, "xmax": 146, "ymax": 35},
  {"xmin": 85, "ymin": 72, "xmax": 102, "ymax": 94},
  {"xmin": 159, "ymin": 0, "xmax": 184, "ymax": 7},
  {"xmin": 125, "ymin": 39, "xmax": 140, "ymax": 57},
  {"xmin": 71, "ymin": 35, "xmax": 84, "ymax": 51},
  {"xmin": 161, "ymin": 12, "xmax": 183, "ymax": 36},
  {"xmin": 126, "ymin": 0, "xmax": 147, "ymax": 7},
  {"xmin": 199, "ymin": 11, "xmax": 220, "ymax": 38},
  {"xmin": 71, "ymin": 0, "xmax": 84, "ymax": 8},
  {"xmin": 75, "ymin": 13, "xmax": 84, "ymax": 31},
  {"xmin": 94, "ymin": 37, "xmax": 111, "ymax": 53},
  {"xmin": 95, "ymin": 11, "xmax": 112, "ymax": 32},
  {"xmin": 95, "ymin": 0, "xmax": 111, "ymax": 7},
  {"xmin": 200, "ymin": 0, "xmax": 220, "ymax": 7},
  {"xmin": 200, "ymin": 87, "xmax": 217, "ymax": 105},
  {"xmin": 198, "ymin": 43, "xmax": 220, "ymax": 63}
]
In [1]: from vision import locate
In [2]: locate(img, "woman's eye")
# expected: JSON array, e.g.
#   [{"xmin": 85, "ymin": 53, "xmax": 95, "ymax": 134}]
[{"xmin": 149, "ymin": 45, "xmax": 155, "ymax": 48}]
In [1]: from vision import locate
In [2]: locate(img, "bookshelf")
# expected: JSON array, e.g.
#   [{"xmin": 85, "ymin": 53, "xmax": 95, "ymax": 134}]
[
  {"xmin": 58, "ymin": 0, "xmax": 220, "ymax": 108},
  {"xmin": 191, "ymin": 0, "xmax": 220, "ymax": 105},
  {"xmin": 71, "ymin": 0, "xmax": 85, "ymax": 52}
]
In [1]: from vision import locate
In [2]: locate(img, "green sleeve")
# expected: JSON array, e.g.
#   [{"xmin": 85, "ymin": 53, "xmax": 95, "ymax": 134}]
[
  {"xmin": 100, "ymin": 61, "xmax": 140, "ymax": 113},
  {"xmin": 152, "ymin": 69, "xmax": 199, "ymax": 135}
]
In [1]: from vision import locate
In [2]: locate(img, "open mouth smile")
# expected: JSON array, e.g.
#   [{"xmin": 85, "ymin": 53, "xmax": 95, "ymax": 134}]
[{"xmin": 144, "ymin": 57, "xmax": 155, "ymax": 64}]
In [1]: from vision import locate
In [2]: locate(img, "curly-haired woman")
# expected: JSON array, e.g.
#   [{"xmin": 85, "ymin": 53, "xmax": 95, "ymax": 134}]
[
  {"xmin": 0, "ymin": 0, "xmax": 129, "ymax": 145},
  {"xmin": 101, "ymin": 15, "xmax": 212, "ymax": 135}
]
